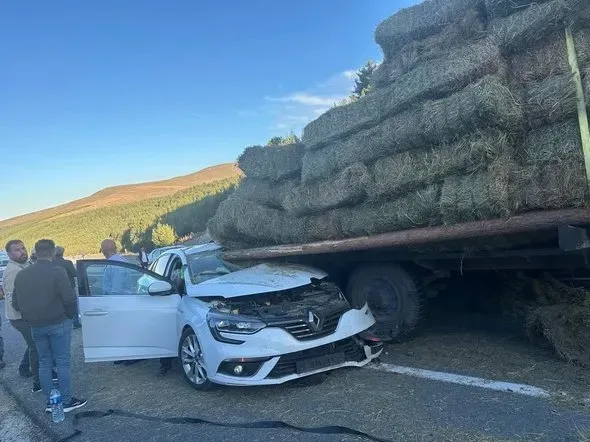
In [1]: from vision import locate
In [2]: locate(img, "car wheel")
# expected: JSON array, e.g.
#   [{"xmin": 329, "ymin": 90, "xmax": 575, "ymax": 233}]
[
  {"xmin": 346, "ymin": 264, "xmax": 424, "ymax": 342},
  {"xmin": 179, "ymin": 328, "xmax": 214, "ymax": 391}
]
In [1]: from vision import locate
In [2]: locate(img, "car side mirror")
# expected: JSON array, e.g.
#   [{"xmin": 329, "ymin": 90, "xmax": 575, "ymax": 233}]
[{"xmin": 148, "ymin": 280, "xmax": 173, "ymax": 296}]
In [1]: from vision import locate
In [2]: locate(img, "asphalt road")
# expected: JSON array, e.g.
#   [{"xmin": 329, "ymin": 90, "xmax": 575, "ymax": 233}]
[{"xmin": 1, "ymin": 299, "xmax": 589, "ymax": 442}]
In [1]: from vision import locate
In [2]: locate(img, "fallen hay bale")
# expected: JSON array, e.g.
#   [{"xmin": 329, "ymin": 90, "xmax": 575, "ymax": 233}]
[
  {"xmin": 490, "ymin": 0, "xmax": 583, "ymax": 54},
  {"xmin": 237, "ymin": 143, "xmax": 304, "ymax": 181},
  {"xmin": 369, "ymin": 130, "xmax": 512, "ymax": 201},
  {"xmin": 234, "ymin": 178, "xmax": 298, "ymax": 209},
  {"xmin": 302, "ymin": 75, "xmax": 521, "ymax": 183},
  {"xmin": 440, "ymin": 159, "xmax": 513, "ymax": 225},
  {"xmin": 484, "ymin": 0, "xmax": 552, "ymax": 19},
  {"xmin": 374, "ymin": 0, "xmax": 480, "ymax": 56},
  {"xmin": 527, "ymin": 305, "xmax": 590, "ymax": 366},
  {"xmin": 303, "ymin": 41, "xmax": 503, "ymax": 149},
  {"xmin": 510, "ymin": 29, "xmax": 590, "ymax": 83},
  {"xmin": 372, "ymin": 10, "xmax": 486, "ymax": 86},
  {"xmin": 524, "ymin": 73, "xmax": 577, "ymax": 128},
  {"xmin": 283, "ymin": 163, "xmax": 370, "ymax": 216},
  {"xmin": 339, "ymin": 185, "xmax": 442, "ymax": 237}
]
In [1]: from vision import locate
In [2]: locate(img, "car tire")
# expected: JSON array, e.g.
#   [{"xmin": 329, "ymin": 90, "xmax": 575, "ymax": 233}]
[
  {"xmin": 178, "ymin": 328, "xmax": 214, "ymax": 391},
  {"xmin": 346, "ymin": 264, "xmax": 424, "ymax": 342}
]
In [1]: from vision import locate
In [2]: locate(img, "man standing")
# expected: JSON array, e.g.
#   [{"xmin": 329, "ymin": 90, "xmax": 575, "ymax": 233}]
[
  {"xmin": 138, "ymin": 246, "xmax": 149, "ymax": 269},
  {"xmin": 100, "ymin": 239, "xmax": 132, "ymax": 295},
  {"xmin": 53, "ymin": 246, "xmax": 81, "ymax": 328},
  {"xmin": 2, "ymin": 240, "xmax": 39, "ymax": 387},
  {"xmin": 12, "ymin": 239, "xmax": 87, "ymax": 413}
]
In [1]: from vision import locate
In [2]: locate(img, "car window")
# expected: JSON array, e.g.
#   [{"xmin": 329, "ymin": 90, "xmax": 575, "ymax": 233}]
[
  {"xmin": 187, "ymin": 251, "xmax": 241, "ymax": 284},
  {"xmin": 152, "ymin": 255, "xmax": 172, "ymax": 276},
  {"xmin": 84, "ymin": 262, "xmax": 160, "ymax": 296}
]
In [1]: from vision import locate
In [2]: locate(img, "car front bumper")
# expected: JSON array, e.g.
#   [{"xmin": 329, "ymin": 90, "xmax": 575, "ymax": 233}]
[{"xmin": 196, "ymin": 304, "xmax": 382, "ymax": 386}]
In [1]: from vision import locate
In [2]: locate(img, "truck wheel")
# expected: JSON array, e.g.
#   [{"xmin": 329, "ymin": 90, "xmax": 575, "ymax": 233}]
[{"xmin": 346, "ymin": 265, "xmax": 424, "ymax": 342}]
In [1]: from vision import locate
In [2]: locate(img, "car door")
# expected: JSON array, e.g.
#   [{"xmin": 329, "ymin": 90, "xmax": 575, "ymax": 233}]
[{"xmin": 77, "ymin": 259, "xmax": 180, "ymax": 362}]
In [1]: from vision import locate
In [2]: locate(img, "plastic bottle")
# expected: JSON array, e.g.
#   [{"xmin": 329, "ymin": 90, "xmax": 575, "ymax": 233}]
[{"xmin": 50, "ymin": 388, "xmax": 65, "ymax": 423}]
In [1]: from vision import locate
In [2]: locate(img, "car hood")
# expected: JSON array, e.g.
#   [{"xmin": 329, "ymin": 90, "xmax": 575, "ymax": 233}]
[{"xmin": 187, "ymin": 263, "xmax": 328, "ymax": 298}]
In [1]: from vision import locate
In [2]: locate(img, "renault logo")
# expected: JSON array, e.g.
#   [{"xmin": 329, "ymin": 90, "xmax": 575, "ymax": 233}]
[{"xmin": 307, "ymin": 310, "xmax": 322, "ymax": 331}]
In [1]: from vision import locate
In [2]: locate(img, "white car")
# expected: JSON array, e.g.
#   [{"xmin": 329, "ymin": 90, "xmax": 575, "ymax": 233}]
[
  {"xmin": 147, "ymin": 245, "xmax": 182, "ymax": 264},
  {"xmin": 76, "ymin": 244, "xmax": 383, "ymax": 389}
]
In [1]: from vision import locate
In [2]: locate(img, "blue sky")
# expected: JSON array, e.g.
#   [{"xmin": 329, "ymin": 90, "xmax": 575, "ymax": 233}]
[{"xmin": 0, "ymin": 0, "xmax": 418, "ymax": 220}]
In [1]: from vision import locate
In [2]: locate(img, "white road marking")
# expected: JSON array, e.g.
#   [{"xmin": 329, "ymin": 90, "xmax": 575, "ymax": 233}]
[{"xmin": 366, "ymin": 363, "xmax": 551, "ymax": 398}]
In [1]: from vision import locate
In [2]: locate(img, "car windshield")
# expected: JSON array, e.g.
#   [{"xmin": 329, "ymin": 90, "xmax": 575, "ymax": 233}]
[{"xmin": 186, "ymin": 250, "xmax": 241, "ymax": 284}]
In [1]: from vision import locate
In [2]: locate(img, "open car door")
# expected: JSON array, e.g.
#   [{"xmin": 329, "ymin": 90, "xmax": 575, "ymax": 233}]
[{"xmin": 76, "ymin": 259, "xmax": 180, "ymax": 362}]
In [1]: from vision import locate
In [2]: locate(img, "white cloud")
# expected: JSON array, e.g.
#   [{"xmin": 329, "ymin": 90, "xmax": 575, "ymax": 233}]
[
  {"xmin": 265, "ymin": 93, "xmax": 343, "ymax": 107},
  {"xmin": 342, "ymin": 70, "xmax": 357, "ymax": 80}
]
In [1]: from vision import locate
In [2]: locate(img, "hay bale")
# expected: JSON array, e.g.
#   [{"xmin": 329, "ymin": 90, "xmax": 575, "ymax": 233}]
[
  {"xmin": 208, "ymin": 197, "xmax": 306, "ymax": 246},
  {"xmin": 302, "ymin": 75, "xmax": 521, "ymax": 183},
  {"xmin": 372, "ymin": 10, "xmax": 486, "ymax": 86},
  {"xmin": 440, "ymin": 159, "xmax": 514, "ymax": 225},
  {"xmin": 369, "ymin": 130, "xmax": 512, "ymax": 201},
  {"xmin": 237, "ymin": 143, "xmax": 304, "ymax": 181},
  {"xmin": 303, "ymin": 41, "xmax": 503, "ymax": 149},
  {"xmin": 524, "ymin": 73, "xmax": 577, "ymax": 128},
  {"xmin": 234, "ymin": 178, "xmax": 298, "ymax": 209},
  {"xmin": 518, "ymin": 119, "xmax": 582, "ymax": 164},
  {"xmin": 484, "ymin": 0, "xmax": 552, "ymax": 19},
  {"xmin": 510, "ymin": 29, "xmax": 590, "ymax": 83},
  {"xmin": 283, "ymin": 163, "xmax": 370, "ymax": 216},
  {"xmin": 374, "ymin": 0, "xmax": 479, "ymax": 55},
  {"xmin": 490, "ymin": 0, "xmax": 583, "ymax": 54},
  {"xmin": 339, "ymin": 185, "xmax": 442, "ymax": 237},
  {"xmin": 527, "ymin": 305, "xmax": 590, "ymax": 366}
]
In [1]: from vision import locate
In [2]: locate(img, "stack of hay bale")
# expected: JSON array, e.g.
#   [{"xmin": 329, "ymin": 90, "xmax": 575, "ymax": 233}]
[{"xmin": 209, "ymin": 0, "xmax": 590, "ymax": 247}]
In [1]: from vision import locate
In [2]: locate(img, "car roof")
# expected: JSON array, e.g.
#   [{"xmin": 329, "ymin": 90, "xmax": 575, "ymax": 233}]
[{"xmin": 182, "ymin": 242, "xmax": 222, "ymax": 256}]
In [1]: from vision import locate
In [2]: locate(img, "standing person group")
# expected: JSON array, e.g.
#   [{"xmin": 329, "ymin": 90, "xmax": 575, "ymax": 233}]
[{"xmin": 1, "ymin": 238, "xmax": 87, "ymax": 413}]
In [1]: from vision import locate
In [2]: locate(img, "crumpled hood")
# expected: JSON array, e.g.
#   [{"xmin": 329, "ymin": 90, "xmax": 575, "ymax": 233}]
[{"xmin": 188, "ymin": 263, "xmax": 328, "ymax": 298}]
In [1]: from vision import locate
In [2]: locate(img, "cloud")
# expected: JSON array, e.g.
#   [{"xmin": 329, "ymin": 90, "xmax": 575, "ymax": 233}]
[
  {"xmin": 265, "ymin": 93, "xmax": 343, "ymax": 107},
  {"xmin": 342, "ymin": 70, "xmax": 357, "ymax": 81}
]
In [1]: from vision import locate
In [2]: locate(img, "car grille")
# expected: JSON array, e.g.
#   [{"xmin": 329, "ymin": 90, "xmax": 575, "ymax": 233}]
[
  {"xmin": 270, "ymin": 307, "xmax": 348, "ymax": 341},
  {"xmin": 266, "ymin": 338, "xmax": 366, "ymax": 379}
]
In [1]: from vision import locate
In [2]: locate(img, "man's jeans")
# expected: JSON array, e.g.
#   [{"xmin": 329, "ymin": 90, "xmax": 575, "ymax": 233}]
[
  {"xmin": 0, "ymin": 318, "xmax": 4, "ymax": 362},
  {"xmin": 10, "ymin": 319, "xmax": 39, "ymax": 383},
  {"xmin": 31, "ymin": 320, "xmax": 73, "ymax": 403}
]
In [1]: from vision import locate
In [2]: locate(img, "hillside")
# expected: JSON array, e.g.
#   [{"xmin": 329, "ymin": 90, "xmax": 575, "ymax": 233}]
[
  {"xmin": 0, "ymin": 164, "xmax": 243, "ymax": 254},
  {"xmin": 0, "ymin": 163, "xmax": 241, "ymax": 229}
]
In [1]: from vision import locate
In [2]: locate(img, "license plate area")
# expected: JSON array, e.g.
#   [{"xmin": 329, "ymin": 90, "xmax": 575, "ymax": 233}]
[{"xmin": 296, "ymin": 352, "xmax": 346, "ymax": 374}]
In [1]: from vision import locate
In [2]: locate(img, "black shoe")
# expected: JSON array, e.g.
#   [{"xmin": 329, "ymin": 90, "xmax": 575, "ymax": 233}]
[
  {"xmin": 0, "ymin": 360, "xmax": 5, "ymax": 369},
  {"xmin": 19, "ymin": 367, "xmax": 33, "ymax": 378},
  {"xmin": 64, "ymin": 398, "xmax": 87, "ymax": 413},
  {"xmin": 52, "ymin": 371, "xmax": 58, "ymax": 382},
  {"xmin": 157, "ymin": 366, "xmax": 171, "ymax": 377},
  {"xmin": 32, "ymin": 383, "xmax": 42, "ymax": 393}
]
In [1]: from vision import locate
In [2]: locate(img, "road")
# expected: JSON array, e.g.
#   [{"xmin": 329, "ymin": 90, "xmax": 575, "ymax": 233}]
[{"xmin": 1, "ymin": 299, "xmax": 589, "ymax": 442}]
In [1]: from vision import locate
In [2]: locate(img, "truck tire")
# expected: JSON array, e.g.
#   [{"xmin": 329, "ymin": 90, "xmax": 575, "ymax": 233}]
[{"xmin": 346, "ymin": 264, "xmax": 424, "ymax": 342}]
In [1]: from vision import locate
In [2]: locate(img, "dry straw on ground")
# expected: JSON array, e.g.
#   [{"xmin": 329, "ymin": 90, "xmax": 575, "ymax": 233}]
[{"xmin": 237, "ymin": 143, "xmax": 304, "ymax": 181}]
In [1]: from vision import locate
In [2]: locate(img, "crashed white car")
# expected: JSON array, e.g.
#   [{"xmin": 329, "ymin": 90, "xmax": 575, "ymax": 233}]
[{"xmin": 77, "ymin": 243, "xmax": 383, "ymax": 390}]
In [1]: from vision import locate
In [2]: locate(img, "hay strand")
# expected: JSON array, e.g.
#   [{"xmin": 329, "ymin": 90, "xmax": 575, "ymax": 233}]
[{"xmin": 237, "ymin": 143, "xmax": 303, "ymax": 181}]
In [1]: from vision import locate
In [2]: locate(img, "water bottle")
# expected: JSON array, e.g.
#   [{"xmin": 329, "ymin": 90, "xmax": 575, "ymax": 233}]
[{"xmin": 50, "ymin": 388, "xmax": 65, "ymax": 423}]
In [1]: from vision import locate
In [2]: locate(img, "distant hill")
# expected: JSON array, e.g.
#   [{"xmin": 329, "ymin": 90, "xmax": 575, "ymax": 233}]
[
  {"xmin": 0, "ymin": 163, "xmax": 241, "ymax": 228},
  {"xmin": 0, "ymin": 163, "xmax": 243, "ymax": 254}
]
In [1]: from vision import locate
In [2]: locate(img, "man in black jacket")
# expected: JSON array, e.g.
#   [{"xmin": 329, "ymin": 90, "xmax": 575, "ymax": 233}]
[
  {"xmin": 53, "ymin": 246, "xmax": 81, "ymax": 328},
  {"xmin": 13, "ymin": 239, "xmax": 87, "ymax": 413}
]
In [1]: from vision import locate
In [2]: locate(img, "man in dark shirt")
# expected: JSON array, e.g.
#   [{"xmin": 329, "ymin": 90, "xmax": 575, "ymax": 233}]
[
  {"xmin": 53, "ymin": 246, "xmax": 81, "ymax": 328},
  {"xmin": 13, "ymin": 239, "xmax": 87, "ymax": 413}
]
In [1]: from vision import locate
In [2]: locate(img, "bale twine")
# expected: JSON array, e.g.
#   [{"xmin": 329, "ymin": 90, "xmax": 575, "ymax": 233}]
[
  {"xmin": 282, "ymin": 163, "xmax": 371, "ymax": 216},
  {"xmin": 233, "ymin": 177, "xmax": 298, "ymax": 209},
  {"xmin": 440, "ymin": 158, "xmax": 514, "ymax": 225},
  {"xmin": 372, "ymin": 10, "xmax": 486, "ymax": 87},
  {"xmin": 303, "ymin": 41, "xmax": 503, "ymax": 149},
  {"xmin": 490, "ymin": 0, "xmax": 583, "ymax": 54},
  {"xmin": 510, "ymin": 29, "xmax": 590, "ymax": 83},
  {"xmin": 369, "ymin": 130, "xmax": 512, "ymax": 201},
  {"xmin": 301, "ymin": 75, "xmax": 520, "ymax": 183},
  {"xmin": 374, "ymin": 0, "xmax": 479, "ymax": 56},
  {"xmin": 237, "ymin": 143, "xmax": 304, "ymax": 181},
  {"xmin": 339, "ymin": 185, "xmax": 442, "ymax": 238},
  {"xmin": 524, "ymin": 73, "xmax": 578, "ymax": 128}
]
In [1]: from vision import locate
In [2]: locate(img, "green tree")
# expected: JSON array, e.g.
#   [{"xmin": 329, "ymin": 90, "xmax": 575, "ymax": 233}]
[
  {"xmin": 266, "ymin": 131, "xmax": 300, "ymax": 147},
  {"xmin": 151, "ymin": 223, "xmax": 177, "ymax": 247},
  {"xmin": 352, "ymin": 60, "xmax": 377, "ymax": 99}
]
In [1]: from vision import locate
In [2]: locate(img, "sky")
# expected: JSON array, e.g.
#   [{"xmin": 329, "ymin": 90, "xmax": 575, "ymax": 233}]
[{"xmin": 0, "ymin": 0, "xmax": 419, "ymax": 220}]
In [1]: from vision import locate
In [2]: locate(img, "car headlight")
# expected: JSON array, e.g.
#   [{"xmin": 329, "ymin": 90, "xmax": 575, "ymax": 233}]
[{"xmin": 207, "ymin": 312, "xmax": 266, "ymax": 335}]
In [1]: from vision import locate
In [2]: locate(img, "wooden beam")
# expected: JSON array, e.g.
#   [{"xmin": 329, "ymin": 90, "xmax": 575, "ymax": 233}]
[
  {"xmin": 223, "ymin": 209, "xmax": 590, "ymax": 261},
  {"xmin": 565, "ymin": 27, "xmax": 590, "ymax": 192}
]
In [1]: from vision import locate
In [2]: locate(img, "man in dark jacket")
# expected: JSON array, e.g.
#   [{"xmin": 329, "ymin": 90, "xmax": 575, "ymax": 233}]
[
  {"xmin": 53, "ymin": 246, "xmax": 81, "ymax": 328},
  {"xmin": 138, "ymin": 246, "xmax": 149, "ymax": 269},
  {"xmin": 12, "ymin": 239, "xmax": 87, "ymax": 413}
]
